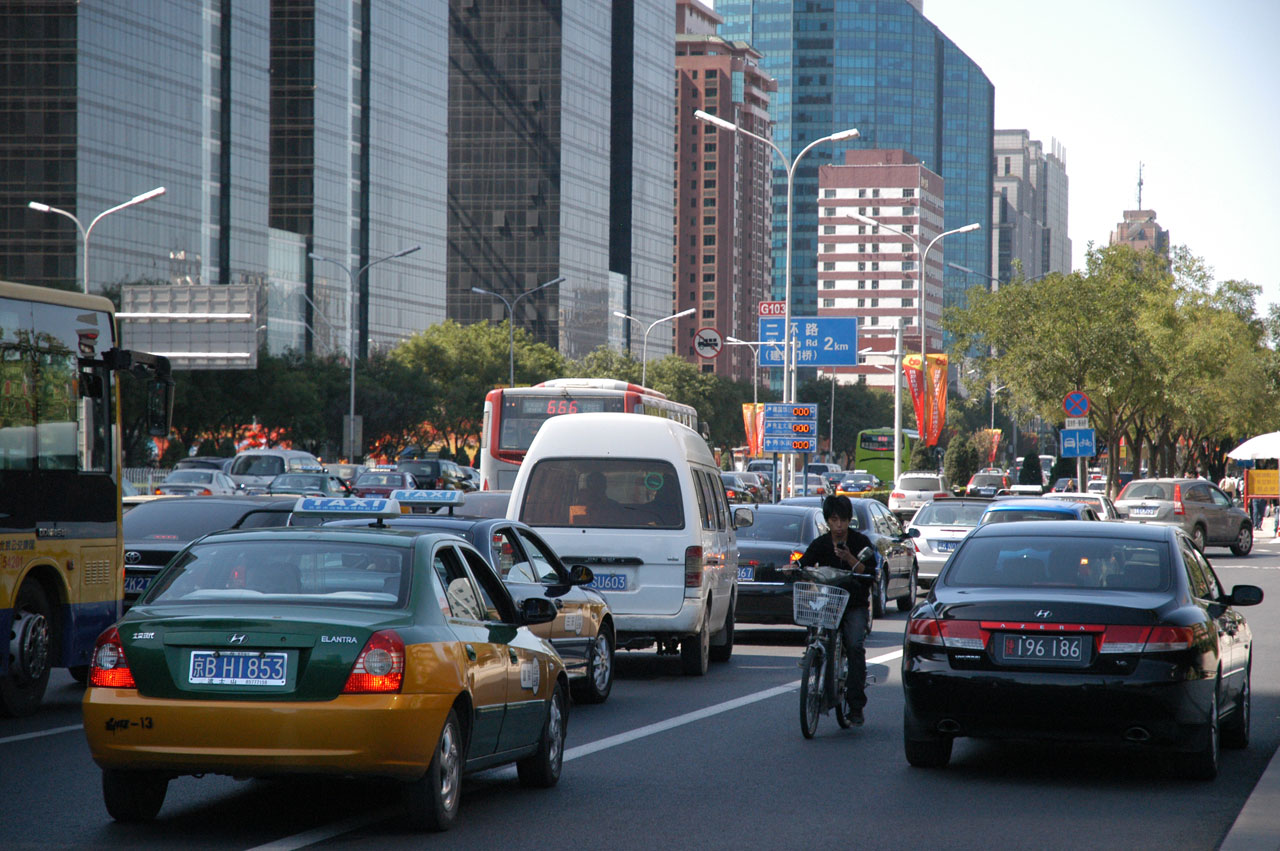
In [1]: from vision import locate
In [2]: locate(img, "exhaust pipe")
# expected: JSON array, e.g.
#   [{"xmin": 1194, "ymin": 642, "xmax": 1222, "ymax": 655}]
[
  {"xmin": 1123, "ymin": 726, "xmax": 1151, "ymax": 743},
  {"xmin": 936, "ymin": 719, "xmax": 962, "ymax": 734}
]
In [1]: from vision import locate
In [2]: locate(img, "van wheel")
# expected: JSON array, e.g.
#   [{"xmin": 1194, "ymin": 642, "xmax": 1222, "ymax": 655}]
[
  {"xmin": 710, "ymin": 597, "xmax": 735, "ymax": 663},
  {"xmin": 681, "ymin": 617, "xmax": 710, "ymax": 676}
]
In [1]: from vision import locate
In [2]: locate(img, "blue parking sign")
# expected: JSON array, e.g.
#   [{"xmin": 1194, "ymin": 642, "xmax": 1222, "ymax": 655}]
[{"xmin": 1060, "ymin": 428, "xmax": 1096, "ymax": 458}]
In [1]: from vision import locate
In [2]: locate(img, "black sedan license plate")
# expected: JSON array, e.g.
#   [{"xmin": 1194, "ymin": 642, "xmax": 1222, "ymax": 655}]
[
  {"xmin": 189, "ymin": 650, "xmax": 288, "ymax": 686},
  {"xmin": 994, "ymin": 633, "xmax": 1089, "ymax": 667}
]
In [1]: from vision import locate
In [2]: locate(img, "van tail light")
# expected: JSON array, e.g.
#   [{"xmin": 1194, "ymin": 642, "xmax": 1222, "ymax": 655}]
[
  {"xmin": 343, "ymin": 630, "xmax": 405, "ymax": 694},
  {"xmin": 89, "ymin": 627, "xmax": 136, "ymax": 688},
  {"xmin": 1173, "ymin": 484, "xmax": 1184, "ymax": 515},
  {"xmin": 685, "ymin": 546, "xmax": 704, "ymax": 588}
]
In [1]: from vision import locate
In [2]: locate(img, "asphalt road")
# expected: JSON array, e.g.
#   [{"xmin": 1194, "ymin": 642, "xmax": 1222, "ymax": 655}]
[{"xmin": 7, "ymin": 539, "xmax": 1280, "ymax": 850}]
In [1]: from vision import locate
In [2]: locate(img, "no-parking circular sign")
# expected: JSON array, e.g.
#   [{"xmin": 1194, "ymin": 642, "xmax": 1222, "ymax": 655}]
[
  {"xmin": 1063, "ymin": 391, "xmax": 1091, "ymax": 418},
  {"xmin": 694, "ymin": 327, "xmax": 723, "ymax": 359}
]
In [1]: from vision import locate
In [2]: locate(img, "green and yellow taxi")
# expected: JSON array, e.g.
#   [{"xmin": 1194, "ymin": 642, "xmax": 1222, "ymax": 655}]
[{"xmin": 83, "ymin": 497, "xmax": 568, "ymax": 831}]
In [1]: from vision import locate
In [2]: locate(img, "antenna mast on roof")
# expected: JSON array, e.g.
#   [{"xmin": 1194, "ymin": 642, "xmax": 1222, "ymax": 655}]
[{"xmin": 1137, "ymin": 162, "xmax": 1144, "ymax": 209}]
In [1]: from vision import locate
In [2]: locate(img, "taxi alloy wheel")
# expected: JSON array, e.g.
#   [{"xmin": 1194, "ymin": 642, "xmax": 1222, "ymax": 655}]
[
  {"xmin": 573, "ymin": 629, "xmax": 614, "ymax": 704},
  {"xmin": 518, "ymin": 682, "xmax": 566, "ymax": 788},
  {"xmin": 102, "ymin": 769, "xmax": 169, "ymax": 822},
  {"xmin": 408, "ymin": 709, "xmax": 462, "ymax": 831}
]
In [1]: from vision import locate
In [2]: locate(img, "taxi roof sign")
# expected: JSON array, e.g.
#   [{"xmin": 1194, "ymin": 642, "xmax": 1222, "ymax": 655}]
[
  {"xmin": 292, "ymin": 496, "xmax": 402, "ymax": 518},
  {"xmin": 391, "ymin": 489, "xmax": 465, "ymax": 506}
]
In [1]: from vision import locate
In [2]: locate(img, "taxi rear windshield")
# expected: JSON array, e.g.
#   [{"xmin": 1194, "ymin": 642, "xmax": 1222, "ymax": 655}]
[
  {"xmin": 944, "ymin": 536, "xmax": 1170, "ymax": 591},
  {"xmin": 144, "ymin": 541, "xmax": 411, "ymax": 607},
  {"xmin": 519, "ymin": 458, "xmax": 684, "ymax": 529}
]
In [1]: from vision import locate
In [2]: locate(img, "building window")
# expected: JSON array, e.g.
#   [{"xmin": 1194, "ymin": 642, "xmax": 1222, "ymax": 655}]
[
  {"xmin": 702, "ymin": 273, "xmax": 716, "ymax": 282},
  {"xmin": 857, "ymin": 225, "xmax": 866, "ymax": 235},
  {"xmin": 903, "ymin": 298, "xmax": 913, "ymax": 307},
  {"xmin": 872, "ymin": 188, "xmax": 880, "ymax": 198},
  {"xmin": 705, "ymin": 88, "xmax": 718, "ymax": 98},
  {"xmin": 903, "ymin": 261, "xmax": 915, "ymax": 271},
  {"xmin": 823, "ymin": 262, "xmax": 835, "ymax": 272},
  {"xmin": 823, "ymin": 243, "xmax": 835, "ymax": 252},
  {"xmin": 870, "ymin": 316, "xmax": 879, "ymax": 326},
  {"xmin": 822, "ymin": 299, "xmax": 835, "ymax": 307},
  {"xmin": 688, "ymin": 273, "xmax": 696, "ymax": 283},
  {"xmin": 871, "ymin": 298, "xmax": 879, "ymax": 307},
  {"xmin": 858, "ymin": 206, "xmax": 867, "ymax": 215},
  {"xmin": 824, "ymin": 207, "xmax": 836, "ymax": 217},
  {"xmin": 823, "ymin": 225, "xmax": 835, "ymax": 234},
  {"xmin": 704, "ymin": 143, "xmax": 716, "ymax": 153},
  {"xmin": 857, "ymin": 298, "xmax": 865, "ymax": 307},
  {"xmin": 703, "ymin": 254, "xmax": 715, "ymax": 263},
  {"xmin": 905, "ymin": 317, "xmax": 913, "ymax": 325},
  {"xmin": 823, "ymin": 279, "xmax": 835, "ymax": 289},
  {"xmin": 703, "ymin": 179, "xmax": 715, "ymax": 188},
  {"xmin": 1004, "ymin": 156, "xmax": 1011, "ymax": 175},
  {"xmin": 704, "ymin": 216, "xmax": 715, "ymax": 226},
  {"xmin": 858, "ymin": 280, "xmax": 866, "ymax": 290},
  {"xmin": 857, "ymin": 261, "xmax": 866, "ymax": 271},
  {"xmin": 903, "ymin": 188, "xmax": 915, "ymax": 197},
  {"xmin": 858, "ymin": 189, "xmax": 866, "ymax": 198},
  {"xmin": 903, "ymin": 224, "xmax": 913, "ymax": 234},
  {"xmin": 871, "ymin": 207, "xmax": 880, "ymax": 216},
  {"xmin": 704, "ymin": 161, "xmax": 716, "ymax": 171},
  {"xmin": 706, "ymin": 69, "xmax": 717, "ymax": 78},
  {"xmin": 703, "ymin": 197, "xmax": 716, "ymax": 207},
  {"xmin": 858, "ymin": 243, "xmax": 866, "ymax": 252},
  {"xmin": 824, "ymin": 189, "xmax": 836, "ymax": 198},
  {"xmin": 871, "ymin": 244, "xmax": 879, "ymax": 253},
  {"xmin": 702, "ymin": 309, "xmax": 715, "ymax": 318},
  {"xmin": 871, "ymin": 262, "xmax": 879, "ymax": 271},
  {"xmin": 703, "ymin": 235, "xmax": 715, "ymax": 245}
]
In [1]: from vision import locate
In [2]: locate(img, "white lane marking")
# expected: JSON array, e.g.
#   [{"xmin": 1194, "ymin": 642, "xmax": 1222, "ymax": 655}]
[
  {"xmin": 0, "ymin": 723, "xmax": 81, "ymax": 745},
  {"xmin": 565, "ymin": 647, "xmax": 903, "ymax": 763},
  {"xmin": 255, "ymin": 646, "xmax": 905, "ymax": 849}
]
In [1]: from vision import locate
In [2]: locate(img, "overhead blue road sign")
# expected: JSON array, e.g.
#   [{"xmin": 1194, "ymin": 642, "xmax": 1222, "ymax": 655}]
[
  {"xmin": 763, "ymin": 435, "xmax": 817, "ymax": 453},
  {"xmin": 758, "ymin": 316, "xmax": 859, "ymax": 367},
  {"xmin": 762, "ymin": 419, "xmax": 818, "ymax": 437},
  {"xmin": 1060, "ymin": 428, "xmax": 1096, "ymax": 458},
  {"xmin": 763, "ymin": 402, "xmax": 818, "ymax": 422}
]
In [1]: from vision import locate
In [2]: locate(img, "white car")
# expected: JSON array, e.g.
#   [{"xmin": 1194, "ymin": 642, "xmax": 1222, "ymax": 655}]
[
  {"xmin": 1044, "ymin": 492, "xmax": 1125, "ymax": 520},
  {"xmin": 905, "ymin": 498, "xmax": 991, "ymax": 585},
  {"xmin": 153, "ymin": 469, "xmax": 240, "ymax": 496},
  {"xmin": 889, "ymin": 472, "xmax": 952, "ymax": 520},
  {"xmin": 786, "ymin": 473, "xmax": 829, "ymax": 498}
]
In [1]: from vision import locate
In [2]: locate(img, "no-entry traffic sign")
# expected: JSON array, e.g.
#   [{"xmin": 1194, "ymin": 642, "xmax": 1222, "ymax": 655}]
[{"xmin": 694, "ymin": 327, "xmax": 723, "ymax": 359}]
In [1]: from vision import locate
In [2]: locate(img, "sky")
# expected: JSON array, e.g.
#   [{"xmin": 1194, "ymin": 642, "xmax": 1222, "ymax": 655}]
[{"xmin": 921, "ymin": 0, "xmax": 1280, "ymax": 312}]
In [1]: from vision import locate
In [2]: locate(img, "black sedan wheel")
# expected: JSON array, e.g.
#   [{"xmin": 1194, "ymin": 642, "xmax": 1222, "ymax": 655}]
[
  {"xmin": 896, "ymin": 564, "xmax": 917, "ymax": 612},
  {"xmin": 1178, "ymin": 686, "xmax": 1220, "ymax": 780},
  {"xmin": 1223, "ymin": 666, "xmax": 1251, "ymax": 749},
  {"xmin": 871, "ymin": 572, "xmax": 888, "ymax": 618}
]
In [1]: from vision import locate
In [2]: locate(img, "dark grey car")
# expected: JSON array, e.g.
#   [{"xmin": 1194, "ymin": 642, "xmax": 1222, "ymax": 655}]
[{"xmin": 1115, "ymin": 478, "xmax": 1252, "ymax": 555}]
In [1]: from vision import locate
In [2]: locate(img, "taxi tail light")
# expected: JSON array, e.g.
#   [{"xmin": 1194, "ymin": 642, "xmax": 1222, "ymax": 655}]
[
  {"xmin": 685, "ymin": 546, "xmax": 704, "ymax": 587},
  {"xmin": 343, "ymin": 630, "xmax": 405, "ymax": 694},
  {"xmin": 1173, "ymin": 483, "xmax": 1184, "ymax": 515},
  {"xmin": 89, "ymin": 627, "xmax": 136, "ymax": 688}
]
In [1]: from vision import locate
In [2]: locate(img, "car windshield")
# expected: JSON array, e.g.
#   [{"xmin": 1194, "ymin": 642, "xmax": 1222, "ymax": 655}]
[
  {"xmin": 519, "ymin": 458, "xmax": 684, "ymax": 529},
  {"xmin": 165, "ymin": 470, "xmax": 213, "ymax": 484},
  {"xmin": 944, "ymin": 535, "xmax": 1170, "ymax": 591},
  {"xmin": 982, "ymin": 508, "xmax": 1076, "ymax": 523},
  {"xmin": 125, "ymin": 501, "xmax": 260, "ymax": 541},
  {"xmin": 1119, "ymin": 481, "xmax": 1174, "ymax": 501},
  {"xmin": 913, "ymin": 501, "xmax": 988, "ymax": 526},
  {"xmin": 898, "ymin": 476, "xmax": 940, "ymax": 491},
  {"xmin": 145, "ymin": 540, "xmax": 410, "ymax": 607},
  {"xmin": 969, "ymin": 474, "xmax": 1003, "ymax": 487},
  {"xmin": 735, "ymin": 511, "xmax": 815, "ymax": 542}
]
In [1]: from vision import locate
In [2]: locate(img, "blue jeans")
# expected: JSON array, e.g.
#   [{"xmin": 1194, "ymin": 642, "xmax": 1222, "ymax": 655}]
[
  {"xmin": 1252, "ymin": 499, "xmax": 1265, "ymax": 530},
  {"xmin": 839, "ymin": 603, "xmax": 869, "ymax": 709}
]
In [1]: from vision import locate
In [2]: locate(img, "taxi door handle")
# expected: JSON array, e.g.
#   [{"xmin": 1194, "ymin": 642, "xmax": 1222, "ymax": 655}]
[
  {"xmin": 554, "ymin": 598, "xmax": 563, "ymax": 610},
  {"xmin": 509, "ymin": 648, "xmax": 519, "ymax": 664},
  {"xmin": 465, "ymin": 644, "xmax": 477, "ymax": 661}
]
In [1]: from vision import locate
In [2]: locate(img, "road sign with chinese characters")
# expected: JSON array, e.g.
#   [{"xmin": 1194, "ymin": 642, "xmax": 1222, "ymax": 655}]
[
  {"xmin": 758, "ymin": 316, "xmax": 858, "ymax": 367},
  {"xmin": 761, "ymin": 403, "xmax": 819, "ymax": 454}
]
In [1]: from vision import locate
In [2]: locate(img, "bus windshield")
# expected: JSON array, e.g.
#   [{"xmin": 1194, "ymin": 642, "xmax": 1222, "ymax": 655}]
[{"xmin": 499, "ymin": 394, "xmax": 626, "ymax": 451}]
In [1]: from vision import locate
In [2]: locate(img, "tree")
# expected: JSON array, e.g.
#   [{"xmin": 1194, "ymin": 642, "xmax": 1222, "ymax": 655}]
[
  {"xmin": 942, "ymin": 436, "xmax": 979, "ymax": 489},
  {"xmin": 1019, "ymin": 453, "xmax": 1042, "ymax": 487},
  {"xmin": 908, "ymin": 441, "xmax": 935, "ymax": 472},
  {"xmin": 795, "ymin": 377, "xmax": 896, "ymax": 465}
]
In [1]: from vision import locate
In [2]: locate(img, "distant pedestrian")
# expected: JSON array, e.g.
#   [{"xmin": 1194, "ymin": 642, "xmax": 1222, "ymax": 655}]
[{"xmin": 1252, "ymin": 497, "xmax": 1265, "ymax": 530}]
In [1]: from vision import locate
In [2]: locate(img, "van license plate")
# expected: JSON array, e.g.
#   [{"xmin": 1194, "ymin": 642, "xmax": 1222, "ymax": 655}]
[{"xmin": 587, "ymin": 573, "xmax": 627, "ymax": 592}]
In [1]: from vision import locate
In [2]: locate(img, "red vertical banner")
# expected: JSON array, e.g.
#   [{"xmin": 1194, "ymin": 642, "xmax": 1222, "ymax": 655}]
[
  {"xmin": 926, "ymin": 354, "xmax": 948, "ymax": 446},
  {"xmin": 902, "ymin": 354, "xmax": 927, "ymax": 441},
  {"xmin": 989, "ymin": 428, "xmax": 1002, "ymax": 463},
  {"xmin": 741, "ymin": 403, "xmax": 763, "ymax": 457}
]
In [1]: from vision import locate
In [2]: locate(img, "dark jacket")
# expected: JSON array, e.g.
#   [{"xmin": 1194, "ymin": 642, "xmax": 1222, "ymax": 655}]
[{"xmin": 799, "ymin": 529, "xmax": 874, "ymax": 606}]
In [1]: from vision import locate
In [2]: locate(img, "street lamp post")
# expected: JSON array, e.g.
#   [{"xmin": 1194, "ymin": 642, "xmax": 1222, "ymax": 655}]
[
  {"xmin": 472, "ymin": 275, "xmax": 564, "ymax": 388},
  {"xmin": 725, "ymin": 336, "xmax": 760, "ymax": 410},
  {"xmin": 309, "ymin": 244, "xmax": 421, "ymax": 461},
  {"xmin": 696, "ymin": 109, "xmax": 858, "ymax": 488},
  {"xmin": 612, "ymin": 308, "xmax": 695, "ymax": 388},
  {"xmin": 28, "ymin": 186, "xmax": 167, "ymax": 294}
]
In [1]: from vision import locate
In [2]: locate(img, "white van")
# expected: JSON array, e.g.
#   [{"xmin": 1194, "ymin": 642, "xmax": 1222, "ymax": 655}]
[
  {"xmin": 227, "ymin": 448, "xmax": 323, "ymax": 492},
  {"xmin": 508, "ymin": 413, "xmax": 749, "ymax": 675}
]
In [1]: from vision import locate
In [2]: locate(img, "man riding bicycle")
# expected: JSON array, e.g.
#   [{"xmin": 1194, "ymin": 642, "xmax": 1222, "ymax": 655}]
[{"xmin": 797, "ymin": 495, "xmax": 874, "ymax": 725}]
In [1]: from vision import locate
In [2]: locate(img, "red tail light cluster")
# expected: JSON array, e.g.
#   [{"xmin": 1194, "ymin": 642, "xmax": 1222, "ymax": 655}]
[
  {"xmin": 890, "ymin": 491, "xmax": 905, "ymax": 500},
  {"xmin": 89, "ymin": 627, "xmax": 137, "ymax": 688},
  {"xmin": 685, "ymin": 546, "xmax": 704, "ymax": 587},
  {"xmin": 908, "ymin": 618, "xmax": 1194, "ymax": 655},
  {"xmin": 343, "ymin": 630, "xmax": 405, "ymax": 693},
  {"xmin": 933, "ymin": 492, "xmax": 950, "ymax": 499},
  {"xmin": 1173, "ymin": 483, "xmax": 1185, "ymax": 516}
]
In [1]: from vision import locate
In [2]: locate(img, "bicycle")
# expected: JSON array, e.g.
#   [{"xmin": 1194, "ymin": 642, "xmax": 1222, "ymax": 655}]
[{"xmin": 791, "ymin": 548, "xmax": 875, "ymax": 739}]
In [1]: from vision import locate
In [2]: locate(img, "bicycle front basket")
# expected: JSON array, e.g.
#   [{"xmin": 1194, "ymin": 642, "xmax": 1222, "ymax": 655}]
[{"xmin": 792, "ymin": 581, "xmax": 851, "ymax": 629}]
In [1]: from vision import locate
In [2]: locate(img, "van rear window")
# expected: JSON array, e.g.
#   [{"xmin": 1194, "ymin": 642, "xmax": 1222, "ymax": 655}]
[{"xmin": 519, "ymin": 459, "xmax": 684, "ymax": 529}]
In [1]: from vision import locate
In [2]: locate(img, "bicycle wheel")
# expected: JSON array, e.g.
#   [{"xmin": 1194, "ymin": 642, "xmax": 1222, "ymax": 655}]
[
  {"xmin": 799, "ymin": 646, "xmax": 823, "ymax": 739},
  {"xmin": 833, "ymin": 633, "xmax": 854, "ymax": 729}
]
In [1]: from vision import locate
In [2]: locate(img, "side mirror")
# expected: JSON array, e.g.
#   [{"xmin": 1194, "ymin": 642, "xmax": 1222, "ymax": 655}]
[
  {"xmin": 519, "ymin": 596, "xmax": 558, "ymax": 625},
  {"xmin": 734, "ymin": 507, "xmax": 754, "ymax": 529},
  {"xmin": 146, "ymin": 376, "xmax": 175, "ymax": 438},
  {"xmin": 1226, "ymin": 584, "xmax": 1264, "ymax": 607},
  {"xmin": 567, "ymin": 564, "xmax": 594, "ymax": 586}
]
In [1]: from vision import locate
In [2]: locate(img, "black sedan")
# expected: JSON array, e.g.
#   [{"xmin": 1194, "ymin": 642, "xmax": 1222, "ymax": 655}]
[
  {"xmin": 733, "ymin": 500, "xmax": 917, "ymax": 626},
  {"xmin": 902, "ymin": 520, "xmax": 1261, "ymax": 778}
]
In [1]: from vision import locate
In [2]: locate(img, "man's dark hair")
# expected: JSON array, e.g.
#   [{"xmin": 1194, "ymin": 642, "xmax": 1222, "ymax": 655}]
[{"xmin": 822, "ymin": 494, "xmax": 853, "ymax": 521}]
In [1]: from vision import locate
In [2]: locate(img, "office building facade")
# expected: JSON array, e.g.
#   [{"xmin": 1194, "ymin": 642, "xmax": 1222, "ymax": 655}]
[
  {"xmin": 0, "ymin": 1, "xmax": 445, "ymax": 363},
  {"xmin": 674, "ymin": 0, "xmax": 775, "ymax": 381},
  {"xmin": 1111, "ymin": 210, "xmax": 1170, "ymax": 256},
  {"xmin": 448, "ymin": 0, "xmax": 674, "ymax": 361},
  {"xmin": 817, "ymin": 150, "xmax": 942, "ymax": 389},
  {"xmin": 716, "ymin": 0, "xmax": 994, "ymax": 355},
  {"xmin": 992, "ymin": 129, "xmax": 1070, "ymax": 285}
]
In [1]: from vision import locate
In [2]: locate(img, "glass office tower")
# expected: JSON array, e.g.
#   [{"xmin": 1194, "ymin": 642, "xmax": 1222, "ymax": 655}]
[{"xmin": 716, "ymin": 0, "xmax": 993, "ymax": 347}]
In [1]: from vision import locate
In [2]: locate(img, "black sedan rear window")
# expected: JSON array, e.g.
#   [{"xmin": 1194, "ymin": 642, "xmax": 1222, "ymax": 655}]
[
  {"xmin": 145, "ymin": 541, "xmax": 411, "ymax": 606},
  {"xmin": 735, "ymin": 512, "xmax": 816, "ymax": 543},
  {"xmin": 982, "ymin": 509, "xmax": 1076, "ymax": 524},
  {"xmin": 944, "ymin": 536, "xmax": 1170, "ymax": 591},
  {"xmin": 125, "ymin": 501, "xmax": 261, "ymax": 541}
]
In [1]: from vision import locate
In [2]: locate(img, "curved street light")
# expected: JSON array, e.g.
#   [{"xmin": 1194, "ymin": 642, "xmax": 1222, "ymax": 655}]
[
  {"xmin": 472, "ymin": 275, "xmax": 564, "ymax": 388},
  {"xmin": 613, "ymin": 308, "xmax": 695, "ymax": 388},
  {"xmin": 29, "ymin": 186, "xmax": 167, "ymax": 294}
]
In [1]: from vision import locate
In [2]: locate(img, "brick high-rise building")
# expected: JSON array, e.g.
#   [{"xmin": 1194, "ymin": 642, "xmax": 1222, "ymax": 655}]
[
  {"xmin": 1111, "ymin": 210, "xmax": 1169, "ymax": 256},
  {"xmin": 673, "ymin": 0, "xmax": 774, "ymax": 380},
  {"xmin": 816, "ymin": 149, "xmax": 943, "ymax": 390}
]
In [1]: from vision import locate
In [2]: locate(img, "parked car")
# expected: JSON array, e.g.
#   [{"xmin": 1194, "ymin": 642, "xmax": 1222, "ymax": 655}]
[
  {"xmin": 327, "ymin": 503, "xmax": 615, "ymax": 703},
  {"xmin": 326, "ymin": 462, "xmax": 368, "ymax": 486},
  {"xmin": 120, "ymin": 496, "xmax": 298, "ymax": 605},
  {"xmin": 1115, "ymin": 478, "xmax": 1252, "ymax": 555},
  {"xmin": 903, "ymin": 520, "xmax": 1262, "ymax": 777},
  {"xmin": 965, "ymin": 471, "xmax": 1010, "ymax": 497},
  {"xmin": 980, "ymin": 497, "xmax": 1100, "ymax": 524},
  {"xmin": 85, "ymin": 499, "xmax": 568, "ymax": 829},
  {"xmin": 737, "ymin": 471, "xmax": 771, "ymax": 502},
  {"xmin": 905, "ymin": 497, "xmax": 992, "ymax": 586},
  {"xmin": 889, "ymin": 471, "xmax": 952, "ymax": 520},
  {"xmin": 786, "ymin": 473, "xmax": 829, "ymax": 498},
  {"xmin": 154, "ymin": 469, "xmax": 240, "ymax": 496},
  {"xmin": 806, "ymin": 462, "xmax": 843, "ymax": 478},
  {"xmin": 1044, "ymin": 492, "xmax": 1125, "ymax": 520},
  {"xmin": 266, "ymin": 472, "xmax": 353, "ymax": 498}
]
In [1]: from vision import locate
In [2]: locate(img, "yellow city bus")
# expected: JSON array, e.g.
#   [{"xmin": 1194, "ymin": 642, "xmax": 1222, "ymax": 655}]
[{"xmin": 0, "ymin": 280, "xmax": 172, "ymax": 716}]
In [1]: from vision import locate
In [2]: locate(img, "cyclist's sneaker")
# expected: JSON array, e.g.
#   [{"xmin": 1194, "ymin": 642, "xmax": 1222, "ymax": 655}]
[{"xmin": 850, "ymin": 708, "xmax": 865, "ymax": 726}]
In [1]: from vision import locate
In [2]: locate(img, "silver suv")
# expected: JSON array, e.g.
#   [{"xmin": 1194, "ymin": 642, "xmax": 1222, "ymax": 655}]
[
  {"xmin": 1115, "ymin": 478, "xmax": 1252, "ymax": 554},
  {"xmin": 889, "ymin": 471, "xmax": 952, "ymax": 521}
]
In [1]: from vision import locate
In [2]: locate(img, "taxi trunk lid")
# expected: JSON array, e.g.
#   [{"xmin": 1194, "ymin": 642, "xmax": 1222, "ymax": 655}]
[{"xmin": 118, "ymin": 607, "xmax": 405, "ymax": 701}]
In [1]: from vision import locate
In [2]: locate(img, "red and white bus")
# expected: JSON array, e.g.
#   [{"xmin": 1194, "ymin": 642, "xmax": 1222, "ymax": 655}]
[{"xmin": 479, "ymin": 378, "xmax": 699, "ymax": 491}]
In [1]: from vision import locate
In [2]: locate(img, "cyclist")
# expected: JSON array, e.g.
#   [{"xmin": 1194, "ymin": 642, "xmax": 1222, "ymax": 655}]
[{"xmin": 797, "ymin": 495, "xmax": 875, "ymax": 725}]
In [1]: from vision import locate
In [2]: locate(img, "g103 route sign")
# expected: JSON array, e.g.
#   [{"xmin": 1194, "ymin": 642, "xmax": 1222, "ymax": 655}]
[
  {"xmin": 761, "ymin": 403, "xmax": 819, "ymax": 453},
  {"xmin": 758, "ymin": 316, "xmax": 858, "ymax": 367},
  {"xmin": 1063, "ymin": 391, "xmax": 1091, "ymax": 418}
]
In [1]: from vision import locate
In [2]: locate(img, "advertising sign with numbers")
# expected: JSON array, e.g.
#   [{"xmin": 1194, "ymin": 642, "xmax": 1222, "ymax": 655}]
[{"xmin": 758, "ymin": 316, "xmax": 858, "ymax": 367}]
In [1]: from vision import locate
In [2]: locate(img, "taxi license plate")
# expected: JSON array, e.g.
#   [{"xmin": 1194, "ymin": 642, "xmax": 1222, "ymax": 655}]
[
  {"xmin": 1130, "ymin": 506, "xmax": 1158, "ymax": 517},
  {"xmin": 124, "ymin": 575, "xmax": 151, "ymax": 595},
  {"xmin": 994, "ymin": 633, "xmax": 1088, "ymax": 667},
  {"xmin": 587, "ymin": 573, "xmax": 627, "ymax": 592},
  {"xmin": 737, "ymin": 565, "xmax": 755, "ymax": 582},
  {"xmin": 936, "ymin": 541, "xmax": 958, "ymax": 553},
  {"xmin": 189, "ymin": 650, "xmax": 288, "ymax": 686}
]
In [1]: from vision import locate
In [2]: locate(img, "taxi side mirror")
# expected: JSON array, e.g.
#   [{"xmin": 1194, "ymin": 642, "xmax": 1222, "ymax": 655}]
[
  {"xmin": 519, "ymin": 596, "xmax": 558, "ymax": 625},
  {"xmin": 567, "ymin": 564, "xmax": 594, "ymax": 586}
]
